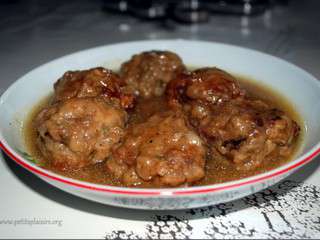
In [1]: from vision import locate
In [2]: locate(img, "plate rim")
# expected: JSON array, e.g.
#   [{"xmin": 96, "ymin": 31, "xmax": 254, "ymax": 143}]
[{"xmin": 1, "ymin": 39, "xmax": 320, "ymax": 196}]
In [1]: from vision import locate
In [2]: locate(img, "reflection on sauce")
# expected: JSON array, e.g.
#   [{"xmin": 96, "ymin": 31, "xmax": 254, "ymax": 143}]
[{"xmin": 24, "ymin": 76, "xmax": 304, "ymax": 187}]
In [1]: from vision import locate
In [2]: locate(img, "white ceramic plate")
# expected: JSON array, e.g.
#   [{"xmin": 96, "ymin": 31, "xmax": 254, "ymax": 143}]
[{"xmin": 1, "ymin": 39, "xmax": 320, "ymax": 210}]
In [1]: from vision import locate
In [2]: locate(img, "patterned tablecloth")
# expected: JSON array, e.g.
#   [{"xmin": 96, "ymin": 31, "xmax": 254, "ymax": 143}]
[
  {"xmin": 0, "ymin": 1, "xmax": 320, "ymax": 239},
  {"xmin": 106, "ymin": 180, "xmax": 320, "ymax": 239}
]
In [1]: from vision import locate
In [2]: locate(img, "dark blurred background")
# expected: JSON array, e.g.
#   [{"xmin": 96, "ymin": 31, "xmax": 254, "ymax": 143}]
[{"xmin": 0, "ymin": 0, "xmax": 319, "ymax": 94}]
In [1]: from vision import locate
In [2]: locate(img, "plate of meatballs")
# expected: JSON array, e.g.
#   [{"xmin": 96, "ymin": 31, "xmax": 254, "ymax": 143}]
[{"xmin": 1, "ymin": 40, "xmax": 320, "ymax": 209}]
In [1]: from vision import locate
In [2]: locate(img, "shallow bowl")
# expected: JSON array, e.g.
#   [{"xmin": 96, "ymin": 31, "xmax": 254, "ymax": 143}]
[{"xmin": 1, "ymin": 40, "xmax": 320, "ymax": 210}]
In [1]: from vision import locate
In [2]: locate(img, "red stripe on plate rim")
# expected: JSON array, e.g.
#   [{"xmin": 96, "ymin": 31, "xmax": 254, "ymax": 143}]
[{"xmin": 0, "ymin": 140, "xmax": 319, "ymax": 196}]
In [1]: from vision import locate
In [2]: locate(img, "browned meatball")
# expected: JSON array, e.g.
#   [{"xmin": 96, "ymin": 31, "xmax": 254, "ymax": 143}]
[
  {"xmin": 167, "ymin": 67, "xmax": 244, "ymax": 108},
  {"xmin": 120, "ymin": 51, "xmax": 186, "ymax": 98},
  {"xmin": 198, "ymin": 99, "xmax": 300, "ymax": 170},
  {"xmin": 106, "ymin": 111, "xmax": 206, "ymax": 187},
  {"xmin": 53, "ymin": 67, "xmax": 134, "ymax": 109},
  {"xmin": 35, "ymin": 97, "xmax": 127, "ymax": 171},
  {"xmin": 166, "ymin": 67, "xmax": 300, "ymax": 170}
]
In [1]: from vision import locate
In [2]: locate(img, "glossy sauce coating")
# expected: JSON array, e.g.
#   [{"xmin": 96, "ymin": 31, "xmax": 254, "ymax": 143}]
[{"xmin": 24, "ymin": 76, "xmax": 303, "ymax": 187}]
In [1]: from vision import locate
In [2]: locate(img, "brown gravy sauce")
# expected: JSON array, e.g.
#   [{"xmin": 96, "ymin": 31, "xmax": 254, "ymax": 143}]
[{"xmin": 24, "ymin": 76, "xmax": 304, "ymax": 187}]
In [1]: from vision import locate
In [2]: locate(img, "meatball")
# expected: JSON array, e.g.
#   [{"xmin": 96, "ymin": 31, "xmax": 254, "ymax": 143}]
[
  {"xmin": 167, "ymin": 67, "xmax": 244, "ymax": 108},
  {"xmin": 166, "ymin": 68, "xmax": 300, "ymax": 170},
  {"xmin": 106, "ymin": 111, "xmax": 206, "ymax": 187},
  {"xmin": 53, "ymin": 67, "xmax": 134, "ymax": 109},
  {"xmin": 190, "ymin": 99, "xmax": 300, "ymax": 170},
  {"xmin": 120, "ymin": 51, "xmax": 186, "ymax": 98},
  {"xmin": 35, "ymin": 97, "xmax": 127, "ymax": 171}
]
